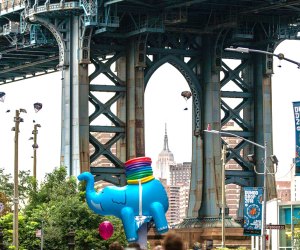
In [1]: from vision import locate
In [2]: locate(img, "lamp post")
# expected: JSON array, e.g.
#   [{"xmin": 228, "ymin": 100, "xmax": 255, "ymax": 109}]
[
  {"xmin": 203, "ymin": 129, "xmax": 267, "ymax": 249},
  {"xmin": 41, "ymin": 220, "xmax": 44, "ymax": 250},
  {"xmin": 30, "ymin": 123, "xmax": 41, "ymax": 179},
  {"xmin": 225, "ymin": 47, "xmax": 300, "ymax": 68},
  {"xmin": 12, "ymin": 108, "xmax": 26, "ymax": 250},
  {"xmin": 221, "ymin": 144, "xmax": 227, "ymax": 248}
]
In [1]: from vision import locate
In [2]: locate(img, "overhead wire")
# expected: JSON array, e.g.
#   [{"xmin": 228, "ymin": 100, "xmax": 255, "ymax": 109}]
[{"xmin": 276, "ymin": 163, "xmax": 295, "ymax": 180}]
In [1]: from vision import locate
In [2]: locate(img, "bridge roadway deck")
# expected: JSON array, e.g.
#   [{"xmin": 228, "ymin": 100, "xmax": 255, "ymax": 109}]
[{"xmin": 0, "ymin": 0, "xmax": 300, "ymax": 84}]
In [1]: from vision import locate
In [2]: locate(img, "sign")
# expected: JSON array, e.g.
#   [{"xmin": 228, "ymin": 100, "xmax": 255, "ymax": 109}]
[
  {"xmin": 243, "ymin": 187, "xmax": 263, "ymax": 236},
  {"xmin": 36, "ymin": 229, "xmax": 42, "ymax": 238},
  {"xmin": 266, "ymin": 224, "xmax": 285, "ymax": 230},
  {"xmin": 293, "ymin": 102, "xmax": 300, "ymax": 175}
]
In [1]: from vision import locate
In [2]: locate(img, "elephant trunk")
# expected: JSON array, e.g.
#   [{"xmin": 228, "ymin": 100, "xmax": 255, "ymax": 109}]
[{"xmin": 77, "ymin": 172, "xmax": 96, "ymax": 193}]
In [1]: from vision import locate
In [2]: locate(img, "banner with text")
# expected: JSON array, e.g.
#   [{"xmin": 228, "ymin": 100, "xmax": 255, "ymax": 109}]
[
  {"xmin": 243, "ymin": 187, "xmax": 263, "ymax": 236},
  {"xmin": 293, "ymin": 102, "xmax": 300, "ymax": 175}
]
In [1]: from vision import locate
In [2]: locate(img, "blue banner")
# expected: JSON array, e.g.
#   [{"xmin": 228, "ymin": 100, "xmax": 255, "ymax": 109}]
[
  {"xmin": 293, "ymin": 102, "xmax": 300, "ymax": 176},
  {"xmin": 243, "ymin": 187, "xmax": 263, "ymax": 236}
]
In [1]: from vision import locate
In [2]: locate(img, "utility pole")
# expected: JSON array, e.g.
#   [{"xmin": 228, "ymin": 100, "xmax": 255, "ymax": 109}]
[{"xmin": 12, "ymin": 109, "xmax": 26, "ymax": 250}]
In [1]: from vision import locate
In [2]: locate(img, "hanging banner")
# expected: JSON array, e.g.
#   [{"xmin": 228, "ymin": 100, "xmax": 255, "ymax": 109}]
[
  {"xmin": 243, "ymin": 187, "xmax": 263, "ymax": 236},
  {"xmin": 293, "ymin": 102, "xmax": 300, "ymax": 176}
]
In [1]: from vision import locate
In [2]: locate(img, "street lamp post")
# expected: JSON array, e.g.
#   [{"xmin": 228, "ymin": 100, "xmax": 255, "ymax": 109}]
[
  {"xmin": 225, "ymin": 47, "xmax": 300, "ymax": 68},
  {"xmin": 204, "ymin": 129, "xmax": 268, "ymax": 249},
  {"xmin": 41, "ymin": 220, "xmax": 44, "ymax": 250},
  {"xmin": 221, "ymin": 144, "xmax": 227, "ymax": 248},
  {"xmin": 30, "ymin": 123, "xmax": 41, "ymax": 179},
  {"xmin": 12, "ymin": 109, "xmax": 26, "ymax": 250}
]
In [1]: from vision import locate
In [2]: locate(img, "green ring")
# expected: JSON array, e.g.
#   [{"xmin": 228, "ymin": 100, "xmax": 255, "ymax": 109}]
[
  {"xmin": 126, "ymin": 169, "xmax": 153, "ymax": 176},
  {"xmin": 126, "ymin": 170, "xmax": 153, "ymax": 179},
  {"xmin": 126, "ymin": 172, "xmax": 152, "ymax": 180}
]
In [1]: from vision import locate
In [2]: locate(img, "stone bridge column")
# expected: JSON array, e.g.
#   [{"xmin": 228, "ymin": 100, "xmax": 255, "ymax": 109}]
[
  {"xmin": 126, "ymin": 38, "xmax": 145, "ymax": 159},
  {"xmin": 199, "ymin": 35, "xmax": 222, "ymax": 218},
  {"xmin": 253, "ymin": 53, "xmax": 276, "ymax": 199}
]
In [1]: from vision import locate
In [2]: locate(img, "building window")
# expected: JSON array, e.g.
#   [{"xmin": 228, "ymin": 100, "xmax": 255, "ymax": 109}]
[{"xmin": 279, "ymin": 205, "xmax": 300, "ymax": 248}]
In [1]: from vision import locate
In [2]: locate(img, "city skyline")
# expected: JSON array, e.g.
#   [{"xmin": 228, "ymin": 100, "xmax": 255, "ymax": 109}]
[{"xmin": 0, "ymin": 40, "xmax": 299, "ymax": 181}]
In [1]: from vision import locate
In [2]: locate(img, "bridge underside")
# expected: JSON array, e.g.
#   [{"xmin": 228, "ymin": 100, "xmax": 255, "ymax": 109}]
[{"xmin": 1, "ymin": 0, "xmax": 299, "ymax": 221}]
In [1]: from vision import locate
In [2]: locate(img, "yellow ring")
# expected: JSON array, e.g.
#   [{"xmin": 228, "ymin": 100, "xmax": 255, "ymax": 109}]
[{"xmin": 127, "ymin": 175, "xmax": 154, "ymax": 184}]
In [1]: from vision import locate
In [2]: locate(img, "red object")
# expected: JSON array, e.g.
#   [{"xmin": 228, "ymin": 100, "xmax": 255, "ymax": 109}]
[
  {"xmin": 207, "ymin": 123, "xmax": 211, "ymax": 131},
  {"xmin": 266, "ymin": 235, "xmax": 269, "ymax": 241},
  {"xmin": 99, "ymin": 221, "xmax": 114, "ymax": 240},
  {"xmin": 125, "ymin": 157, "xmax": 152, "ymax": 166}
]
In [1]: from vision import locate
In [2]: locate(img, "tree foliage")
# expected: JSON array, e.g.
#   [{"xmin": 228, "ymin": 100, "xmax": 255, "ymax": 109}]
[
  {"xmin": 0, "ymin": 192, "xmax": 10, "ymax": 215},
  {"xmin": 0, "ymin": 169, "xmax": 33, "ymax": 208},
  {"xmin": 0, "ymin": 166, "xmax": 127, "ymax": 249},
  {"xmin": 292, "ymin": 217, "xmax": 300, "ymax": 248}
]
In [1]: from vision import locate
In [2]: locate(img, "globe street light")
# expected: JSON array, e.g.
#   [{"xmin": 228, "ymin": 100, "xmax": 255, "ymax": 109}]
[
  {"xmin": 225, "ymin": 47, "xmax": 300, "ymax": 68},
  {"xmin": 203, "ymin": 129, "xmax": 267, "ymax": 249}
]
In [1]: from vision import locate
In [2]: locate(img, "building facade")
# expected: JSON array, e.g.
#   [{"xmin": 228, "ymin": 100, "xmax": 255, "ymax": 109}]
[
  {"xmin": 264, "ymin": 199, "xmax": 300, "ymax": 250},
  {"xmin": 168, "ymin": 185, "xmax": 190, "ymax": 226},
  {"xmin": 89, "ymin": 132, "xmax": 116, "ymax": 167},
  {"xmin": 167, "ymin": 162, "xmax": 191, "ymax": 226},
  {"xmin": 291, "ymin": 164, "xmax": 300, "ymax": 201},
  {"xmin": 276, "ymin": 180, "xmax": 291, "ymax": 202},
  {"xmin": 170, "ymin": 162, "xmax": 191, "ymax": 186},
  {"xmin": 222, "ymin": 122, "xmax": 243, "ymax": 218}
]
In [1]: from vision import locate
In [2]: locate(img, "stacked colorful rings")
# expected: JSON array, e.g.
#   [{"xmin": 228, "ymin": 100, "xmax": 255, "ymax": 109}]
[{"xmin": 125, "ymin": 157, "xmax": 154, "ymax": 184}]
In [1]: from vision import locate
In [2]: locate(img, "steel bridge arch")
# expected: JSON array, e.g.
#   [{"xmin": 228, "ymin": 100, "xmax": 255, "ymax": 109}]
[
  {"xmin": 26, "ymin": 15, "xmax": 68, "ymax": 67},
  {"xmin": 144, "ymin": 54, "xmax": 203, "ymax": 136}
]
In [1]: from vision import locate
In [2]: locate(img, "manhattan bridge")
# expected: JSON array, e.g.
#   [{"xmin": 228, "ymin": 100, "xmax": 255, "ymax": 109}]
[{"xmin": 1, "ymin": 0, "xmax": 299, "ymax": 244}]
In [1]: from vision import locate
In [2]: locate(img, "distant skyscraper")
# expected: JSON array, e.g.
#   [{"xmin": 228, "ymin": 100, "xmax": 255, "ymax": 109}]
[
  {"xmin": 153, "ymin": 125, "xmax": 191, "ymax": 226},
  {"xmin": 154, "ymin": 124, "xmax": 175, "ymax": 185},
  {"xmin": 170, "ymin": 162, "xmax": 191, "ymax": 186},
  {"xmin": 163, "ymin": 162, "xmax": 192, "ymax": 226},
  {"xmin": 167, "ymin": 185, "xmax": 189, "ymax": 226}
]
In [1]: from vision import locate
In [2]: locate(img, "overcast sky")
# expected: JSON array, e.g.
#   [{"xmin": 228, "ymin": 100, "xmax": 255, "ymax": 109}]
[{"xmin": 0, "ymin": 40, "xmax": 299, "ymax": 181}]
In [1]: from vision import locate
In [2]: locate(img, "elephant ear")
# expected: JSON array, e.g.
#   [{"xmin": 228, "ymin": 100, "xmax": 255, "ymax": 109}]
[{"xmin": 111, "ymin": 187, "xmax": 126, "ymax": 205}]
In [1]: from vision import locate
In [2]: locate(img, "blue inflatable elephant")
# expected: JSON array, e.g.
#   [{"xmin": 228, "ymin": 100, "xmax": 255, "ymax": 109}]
[{"xmin": 78, "ymin": 172, "xmax": 169, "ymax": 242}]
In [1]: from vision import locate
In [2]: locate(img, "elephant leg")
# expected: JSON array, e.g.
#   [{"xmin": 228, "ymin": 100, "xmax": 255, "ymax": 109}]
[
  {"xmin": 121, "ymin": 207, "xmax": 138, "ymax": 242},
  {"xmin": 150, "ymin": 202, "xmax": 169, "ymax": 234}
]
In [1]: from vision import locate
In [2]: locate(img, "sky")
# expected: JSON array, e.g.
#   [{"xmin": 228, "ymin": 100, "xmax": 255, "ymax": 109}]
[{"xmin": 0, "ymin": 40, "xmax": 299, "ymax": 181}]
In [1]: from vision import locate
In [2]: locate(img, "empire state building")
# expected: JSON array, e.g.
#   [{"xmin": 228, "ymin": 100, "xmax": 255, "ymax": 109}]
[{"xmin": 153, "ymin": 124, "xmax": 175, "ymax": 185}]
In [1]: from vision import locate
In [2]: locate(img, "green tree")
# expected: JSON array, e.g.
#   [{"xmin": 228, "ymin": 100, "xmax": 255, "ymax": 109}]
[
  {"xmin": 0, "ymin": 192, "xmax": 11, "ymax": 215},
  {"xmin": 0, "ymin": 168, "xmax": 34, "ymax": 208},
  {"xmin": 1, "ymin": 166, "xmax": 127, "ymax": 249},
  {"xmin": 22, "ymin": 166, "xmax": 127, "ymax": 249},
  {"xmin": 292, "ymin": 216, "xmax": 300, "ymax": 248}
]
